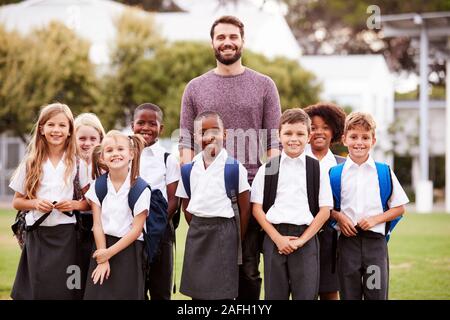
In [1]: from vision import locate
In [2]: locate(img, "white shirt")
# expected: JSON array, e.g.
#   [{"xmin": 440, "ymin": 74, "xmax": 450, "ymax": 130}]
[
  {"xmin": 9, "ymin": 155, "xmax": 90, "ymax": 227},
  {"xmin": 176, "ymin": 149, "xmax": 250, "ymax": 218},
  {"xmin": 251, "ymin": 151, "xmax": 333, "ymax": 226},
  {"xmin": 85, "ymin": 172, "xmax": 151, "ymax": 241},
  {"xmin": 340, "ymin": 156, "xmax": 410, "ymax": 235},
  {"xmin": 305, "ymin": 144, "xmax": 338, "ymax": 174},
  {"xmin": 139, "ymin": 141, "xmax": 180, "ymax": 201}
]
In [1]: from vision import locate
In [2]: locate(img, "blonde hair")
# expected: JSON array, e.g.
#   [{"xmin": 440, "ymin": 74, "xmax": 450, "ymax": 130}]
[
  {"xmin": 14, "ymin": 103, "xmax": 76, "ymax": 199},
  {"xmin": 74, "ymin": 113, "xmax": 106, "ymax": 142},
  {"xmin": 91, "ymin": 130, "xmax": 145, "ymax": 186},
  {"xmin": 344, "ymin": 112, "xmax": 376, "ymax": 137}
]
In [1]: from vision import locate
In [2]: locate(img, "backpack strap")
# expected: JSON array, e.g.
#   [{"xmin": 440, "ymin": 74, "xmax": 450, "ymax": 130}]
[
  {"xmin": 94, "ymin": 173, "xmax": 109, "ymax": 205},
  {"xmin": 164, "ymin": 152, "xmax": 170, "ymax": 166},
  {"xmin": 305, "ymin": 155, "xmax": 320, "ymax": 217},
  {"xmin": 329, "ymin": 163, "xmax": 345, "ymax": 212},
  {"xmin": 180, "ymin": 162, "xmax": 194, "ymax": 198},
  {"xmin": 374, "ymin": 162, "xmax": 401, "ymax": 241},
  {"xmin": 128, "ymin": 177, "xmax": 151, "ymax": 214},
  {"xmin": 224, "ymin": 156, "xmax": 242, "ymax": 265},
  {"xmin": 375, "ymin": 162, "xmax": 393, "ymax": 212},
  {"xmin": 262, "ymin": 155, "xmax": 281, "ymax": 213}
]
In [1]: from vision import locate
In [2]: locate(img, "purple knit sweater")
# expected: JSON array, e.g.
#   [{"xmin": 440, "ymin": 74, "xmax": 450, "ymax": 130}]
[{"xmin": 179, "ymin": 67, "xmax": 281, "ymax": 181}]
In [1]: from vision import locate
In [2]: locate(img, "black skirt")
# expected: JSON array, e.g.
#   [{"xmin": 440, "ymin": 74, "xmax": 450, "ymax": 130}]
[
  {"xmin": 83, "ymin": 235, "xmax": 145, "ymax": 300},
  {"xmin": 180, "ymin": 215, "xmax": 239, "ymax": 300},
  {"xmin": 11, "ymin": 223, "xmax": 80, "ymax": 300}
]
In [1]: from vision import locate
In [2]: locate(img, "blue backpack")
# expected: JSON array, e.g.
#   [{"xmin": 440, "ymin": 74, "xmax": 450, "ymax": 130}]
[
  {"xmin": 329, "ymin": 162, "xmax": 402, "ymax": 241},
  {"xmin": 94, "ymin": 173, "xmax": 168, "ymax": 264},
  {"xmin": 180, "ymin": 156, "xmax": 243, "ymax": 265}
]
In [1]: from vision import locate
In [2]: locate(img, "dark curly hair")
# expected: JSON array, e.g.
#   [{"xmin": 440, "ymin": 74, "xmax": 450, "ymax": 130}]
[{"xmin": 304, "ymin": 102, "xmax": 346, "ymax": 144}]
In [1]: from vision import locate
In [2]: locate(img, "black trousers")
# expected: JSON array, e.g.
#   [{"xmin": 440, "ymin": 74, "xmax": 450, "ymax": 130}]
[
  {"xmin": 145, "ymin": 222, "xmax": 174, "ymax": 300},
  {"xmin": 237, "ymin": 216, "xmax": 264, "ymax": 300},
  {"xmin": 337, "ymin": 229, "xmax": 389, "ymax": 300}
]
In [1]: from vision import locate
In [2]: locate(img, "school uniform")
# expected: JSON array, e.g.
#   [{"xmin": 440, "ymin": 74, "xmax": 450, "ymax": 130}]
[
  {"xmin": 305, "ymin": 144, "xmax": 341, "ymax": 294},
  {"xmin": 251, "ymin": 151, "xmax": 333, "ymax": 300},
  {"xmin": 9, "ymin": 155, "xmax": 89, "ymax": 300},
  {"xmin": 83, "ymin": 172, "xmax": 150, "ymax": 300},
  {"xmin": 75, "ymin": 159, "xmax": 95, "ymax": 298},
  {"xmin": 176, "ymin": 149, "xmax": 250, "ymax": 300},
  {"xmin": 139, "ymin": 140, "xmax": 180, "ymax": 300},
  {"xmin": 336, "ymin": 156, "xmax": 409, "ymax": 300}
]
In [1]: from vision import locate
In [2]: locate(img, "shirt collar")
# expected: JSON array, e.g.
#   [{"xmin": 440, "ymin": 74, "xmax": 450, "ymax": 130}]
[
  {"xmin": 193, "ymin": 148, "xmax": 228, "ymax": 164},
  {"xmin": 344, "ymin": 155, "xmax": 376, "ymax": 170},
  {"xmin": 280, "ymin": 150, "xmax": 306, "ymax": 165},
  {"xmin": 143, "ymin": 140, "xmax": 161, "ymax": 156},
  {"xmin": 304, "ymin": 144, "xmax": 336, "ymax": 164}
]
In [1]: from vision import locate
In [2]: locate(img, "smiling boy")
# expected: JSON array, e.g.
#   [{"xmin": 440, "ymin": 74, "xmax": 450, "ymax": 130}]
[
  {"xmin": 331, "ymin": 112, "xmax": 409, "ymax": 300},
  {"xmin": 251, "ymin": 108, "xmax": 333, "ymax": 300}
]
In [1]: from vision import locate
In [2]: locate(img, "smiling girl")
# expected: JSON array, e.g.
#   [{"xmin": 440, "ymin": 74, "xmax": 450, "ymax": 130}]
[
  {"xmin": 9, "ymin": 103, "xmax": 90, "ymax": 300},
  {"xmin": 83, "ymin": 130, "xmax": 149, "ymax": 300}
]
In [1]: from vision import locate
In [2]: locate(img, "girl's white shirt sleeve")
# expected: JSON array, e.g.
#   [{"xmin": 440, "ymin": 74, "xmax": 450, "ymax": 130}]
[
  {"xmin": 133, "ymin": 188, "xmax": 151, "ymax": 216},
  {"xmin": 85, "ymin": 183, "xmax": 100, "ymax": 207},
  {"xmin": 238, "ymin": 163, "xmax": 250, "ymax": 193},
  {"xmin": 9, "ymin": 163, "xmax": 26, "ymax": 195},
  {"xmin": 78, "ymin": 159, "xmax": 90, "ymax": 189},
  {"xmin": 166, "ymin": 154, "xmax": 181, "ymax": 185}
]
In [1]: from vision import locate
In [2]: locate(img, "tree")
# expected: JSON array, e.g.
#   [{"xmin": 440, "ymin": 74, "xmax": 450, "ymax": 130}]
[
  {"xmin": 277, "ymin": 0, "xmax": 450, "ymax": 85},
  {"xmin": 127, "ymin": 41, "xmax": 321, "ymax": 136},
  {"xmin": 0, "ymin": 22, "xmax": 99, "ymax": 143},
  {"xmin": 98, "ymin": 7, "xmax": 164, "ymax": 130}
]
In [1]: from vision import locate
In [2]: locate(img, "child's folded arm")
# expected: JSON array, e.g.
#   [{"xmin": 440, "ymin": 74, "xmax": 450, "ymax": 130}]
[
  {"xmin": 292, "ymin": 206, "xmax": 330, "ymax": 249},
  {"xmin": 333, "ymin": 210, "xmax": 358, "ymax": 237},
  {"xmin": 358, "ymin": 205, "xmax": 405, "ymax": 231},
  {"xmin": 252, "ymin": 202, "xmax": 295, "ymax": 255}
]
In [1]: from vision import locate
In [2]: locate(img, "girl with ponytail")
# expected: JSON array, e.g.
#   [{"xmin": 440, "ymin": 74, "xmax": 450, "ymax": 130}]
[{"xmin": 83, "ymin": 130, "xmax": 149, "ymax": 300}]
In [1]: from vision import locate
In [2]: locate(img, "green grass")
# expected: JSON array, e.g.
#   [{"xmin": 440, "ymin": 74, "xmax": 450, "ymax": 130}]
[{"xmin": 1, "ymin": 209, "xmax": 449, "ymax": 300}]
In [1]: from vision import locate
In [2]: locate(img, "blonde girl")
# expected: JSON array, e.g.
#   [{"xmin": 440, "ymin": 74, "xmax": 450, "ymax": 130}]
[
  {"xmin": 9, "ymin": 103, "xmax": 90, "ymax": 300},
  {"xmin": 74, "ymin": 112, "xmax": 106, "ymax": 297},
  {"xmin": 83, "ymin": 130, "xmax": 149, "ymax": 300}
]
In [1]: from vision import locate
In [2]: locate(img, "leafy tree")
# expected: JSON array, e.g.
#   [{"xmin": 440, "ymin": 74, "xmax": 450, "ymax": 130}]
[
  {"xmin": 98, "ymin": 7, "xmax": 164, "ymax": 130},
  {"xmin": 127, "ymin": 41, "xmax": 320, "ymax": 136},
  {"xmin": 0, "ymin": 22, "xmax": 99, "ymax": 142}
]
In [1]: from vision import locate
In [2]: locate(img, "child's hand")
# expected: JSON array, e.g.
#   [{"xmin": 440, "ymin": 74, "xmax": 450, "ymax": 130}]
[
  {"xmin": 93, "ymin": 248, "xmax": 112, "ymax": 264},
  {"xmin": 337, "ymin": 212, "xmax": 358, "ymax": 237},
  {"xmin": 91, "ymin": 262, "xmax": 110, "ymax": 285},
  {"xmin": 358, "ymin": 216, "xmax": 379, "ymax": 231},
  {"xmin": 53, "ymin": 200, "xmax": 75, "ymax": 212},
  {"xmin": 274, "ymin": 235, "xmax": 298, "ymax": 255},
  {"xmin": 34, "ymin": 199, "xmax": 54, "ymax": 213},
  {"xmin": 289, "ymin": 238, "xmax": 305, "ymax": 250}
]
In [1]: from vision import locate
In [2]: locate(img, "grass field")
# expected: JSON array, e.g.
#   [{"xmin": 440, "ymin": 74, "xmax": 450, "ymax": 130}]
[{"xmin": 1, "ymin": 209, "xmax": 449, "ymax": 300}]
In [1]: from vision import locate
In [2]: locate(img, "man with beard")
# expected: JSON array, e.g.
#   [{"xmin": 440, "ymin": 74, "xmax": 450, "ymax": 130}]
[{"xmin": 179, "ymin": 15, "xmax": 282, "ymax": 300}]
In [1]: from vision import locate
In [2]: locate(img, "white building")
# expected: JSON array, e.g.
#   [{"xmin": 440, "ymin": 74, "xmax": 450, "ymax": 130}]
[
  {"xmin": 300, "ymin": 55, "xmax": 395, "ymax": 165},
  {"xmin": 0, "ymin": 0, "xmax": 301, "ymax": 64}
]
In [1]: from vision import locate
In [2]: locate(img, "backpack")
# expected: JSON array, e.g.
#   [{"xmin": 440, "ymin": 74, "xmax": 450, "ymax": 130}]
[
  {"xmin": 94, "ymin": 173, "xmax": 168, "ymax": 264},
  {"xmin": 329, "ymin": 161, "xmax": 402, "ymax": 241},
  {"xmin": 180, "ymin": 156, "xmax": 243, "ymax": 265},
  {"xmin": 262, "ymin": 154, "xmax": 321, "ymax": 218}
]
